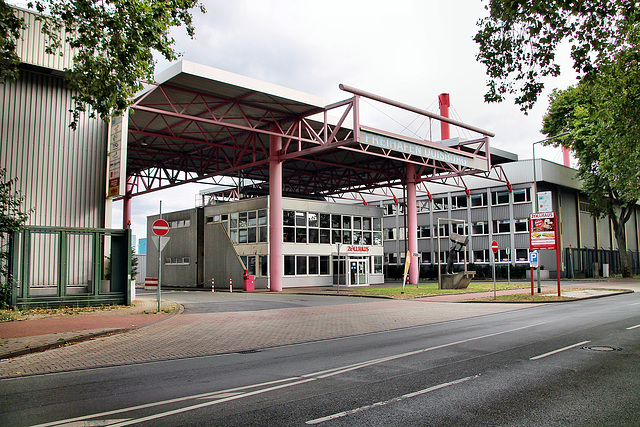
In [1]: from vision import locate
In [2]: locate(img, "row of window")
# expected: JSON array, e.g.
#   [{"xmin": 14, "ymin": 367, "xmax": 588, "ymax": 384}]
[
  {"xmin": 384, "ymin": 219, "xmax": 529, "ymax": 241},
  {"xmin": 208, "ymin": 210, "xmax": 269, "ymax": 245},
  {"xmin": 386, "ymin": 248, "xmax": 530, "ymax": 264},
  {"xmin": 167, "ymin": 219, "xmax": 191, "ymax": 229},
  {"xmin": 283, "ymin": 255, "xmax": 384, "ymax": 276},
  {"xmin": 165, "ymin": 256, "xmax": 190, "ymax": 265},
  {"xmin": 283, "ymin": 211, "xmax": 383, "ymax": 245},
  {"xmin": 384, "ymin": 189, "xmax": 531, "ymax": 215}
]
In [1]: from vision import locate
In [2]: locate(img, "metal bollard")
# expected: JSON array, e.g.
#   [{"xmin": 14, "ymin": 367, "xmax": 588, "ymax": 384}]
[
  {"xmin": 211, "ymin": 278, "xmax": 215, "ymax": 293},
  {"xmin": 229, "ymin": 278, "xmax": 233, "ymax": 293}
]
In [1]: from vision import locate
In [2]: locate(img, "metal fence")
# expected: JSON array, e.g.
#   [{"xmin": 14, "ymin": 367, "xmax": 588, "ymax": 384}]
[
  {"xmin": 565, "ymin": 247, "xmax": 640, "ymax": 278},
  {"xmin": 7, "ymin": 227, "xmax": 131, "ymax": 308}
]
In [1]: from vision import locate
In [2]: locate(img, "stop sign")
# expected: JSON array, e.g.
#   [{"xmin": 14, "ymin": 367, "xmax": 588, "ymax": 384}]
[
  {"xmin": 491, "ymin": 240, "xmax": 499, "ymax": 253},
  {"xmin": 152, "ymin": 219, "xmax": 170, "ymax": 236}
]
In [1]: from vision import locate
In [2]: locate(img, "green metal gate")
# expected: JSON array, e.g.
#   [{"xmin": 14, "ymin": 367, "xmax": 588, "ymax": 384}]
[{"xmin": 9, "ymin": 227, "xmax": 131, "ymax": 308}]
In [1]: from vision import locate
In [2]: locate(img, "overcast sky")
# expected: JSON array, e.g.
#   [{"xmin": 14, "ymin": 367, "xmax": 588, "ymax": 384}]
[{"xmin": 69, "ymin": 0, "xmax": 578, "ymax": 244}]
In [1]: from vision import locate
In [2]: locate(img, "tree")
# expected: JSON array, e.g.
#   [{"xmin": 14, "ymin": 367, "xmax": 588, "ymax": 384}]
[
  {"xmin": 541, "ymin": 42, "xmax": 640, "ymax": 277},
  {"xmin": 0, "ymin": 1, "xmax": 26, "ymax": 82},
  {"xmin": 474, "ymin": 0, "xmax": 640, "ymax": 111},
  {"xmin": 1, "ymin": 0, "xmax": 205, "ymax": 129},
  {"xmin": 0, "ymin": 168, "xmax": 31, "ymax": 307}
]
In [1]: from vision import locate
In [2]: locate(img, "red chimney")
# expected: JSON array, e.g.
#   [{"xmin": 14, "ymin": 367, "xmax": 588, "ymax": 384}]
[{"xmin": 439, "ymin": 93, "xmax": 450, "ymax": 140}]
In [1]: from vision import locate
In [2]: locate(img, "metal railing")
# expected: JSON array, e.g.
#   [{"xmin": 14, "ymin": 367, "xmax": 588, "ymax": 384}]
[
  {"xmin": 7, "ymin": 227, "xmax": 131, "ymax": 308},
  {"xmin": 565, "ymin": 247, "xmax": 640, "ymax": 278}
]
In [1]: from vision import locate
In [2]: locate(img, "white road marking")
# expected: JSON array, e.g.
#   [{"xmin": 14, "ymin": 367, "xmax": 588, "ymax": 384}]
[
  {"xmin": 626, "ymin": 324, "xmax": 640, "ymax": 330},
  {"xmin": 32, "ymin": 323, "xmax": 542, "ymax": 427},
  {"xmin": 629, "ymin": 302, "xmax": 640, "ymax": 306},
  {"xmin": 530, "ymin": 341, "xmax": 591, "ymax": 360},
  {"xmin": 306, "ymin": 375, "xmax": 478, "ymax": 424}
]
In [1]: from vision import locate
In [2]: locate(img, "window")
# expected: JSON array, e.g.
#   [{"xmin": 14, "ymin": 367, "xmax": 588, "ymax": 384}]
[
  {"xmin": 363, "ymin": 217, "xmax": 372, "ymax": 230},
  {"xmin": 343, "ymin": 230, "xmax": 352, "ymax": 244},
  {"xmin": 230, "ymin": 229, "xmax": 238, "ymax": 244},
  {"xmin": 384, "ymin": 204, "xmax": 397, "ymax": 216},
  {"xmin": 374, "ymin": 256, "xmax": 383, "ymax": 274},
  {"xmin": 283, "ymin": 227, "xmax": 294, "ymax": 242},
  {"xmin": 471, "ymin": 193, "xmax": 487, "ymax": 207},
  {"xmin": 230, "ymin": 212, "xmax": 238, "ymax": 228},
  {"xmin": 165, "ymin": 256, "xmax": 190, "ymax": 265},
  {"xmin": 363, "ymin": 232, "xmax": 372, "ymax": 245},
  {"xmin": 206, "ymin": 216, "xmax": 214, "ymax": 224},
  {"xmin": 246, "ymin": 256, "xmax": 256, "ymax": 275},
  {"xmin": 437, "ymin": 224, "xmax": 450, "ymax": 237},
  {"xmin": 283, "ymin": 210, "xmax": 295, "ymax": 226},
  {"xmin": 514, "ymin": 219, "xmax": 528, "ymax": 232},
  {"xmin": 491, "ymin": 191, "xmax": 510, "ymax": 205},
  {"xmin": 297, "ymin": 256, "xmax": 307, "ymax": 275},
  {"xmin": 579, "ymin": 200, "xmax": 592, "ymax": 213},
  {"xmin": 238, "ymin": 212, "xmax": 247, "ymax": 228},
  {"xmin": 497, "ymin": 249, "xmax": 510, "ymax": 262},
  {"xmin": 320, "ymin": 229, "xmax": 331, "ymax": 244},
  {"xmin": 452, "ymin": 223, "xmax": 467, "ymax": 236},
  {"xmin": 308, "ymin": 212, "xmax": 318, "ymax": 227},
  {"xmin": 473, "ymin": 249, "xmax": 489, "ymax": 263},
  {"xmin": 320, "ymin": 213, "xmax": 331, "ymax": 228},
  {"xmin": 319, "ymin": 256, "xmax": 330, "ymax": 275},
  {"xmin": 433, "ymin": 197, "xmax": 448, "ymax": 211},
  {"xmin": 385, "ymin": 228, "xmax": 397, "ymax": 240},
  {"xmin": 421, "ymin": 252, "xmax": 432, "ymax": 263},
  {"xmin": 332, "ymin": 230, "xmax": 341, "ymax": 244},
  {"xmin": 309, "ymin": 256, "xmax": 319, "ymax": 274},
  {"xmin": 343, "ymin": 215, "xmax": 352, "ymax": 229},
  {"xmin": 353, "ymin": 216, "xmax": 362, "ymax": 229},
  {"xmin": 493, "ymin": 220, "xmax": 511, "ymax": 234},
  {"xmin": 258, "ymin": 209, "xmax": 267, "ymax": 225},
  {"xmin": 308, "ymin": 228, "xmax": 319, "ymax": 243},
  {"xmin": 296, "ymin": 227, "xmax": 307, "ymax": 243},
  {"xmin": 373, "ymin": 217, "xmax": 382, "ymax": 231},
  {"xmin": 247, "ymin": 227, "xmax": 256, "ymax": 243},
  {"xmin": 418, "ymin": 226, "xmax": 431, "ymax": 238},
  {"xmin": 259, "ymin": 255, "xmax": 268, "ymax": 276},
  {"xmin": 387, "ymin": 253, "xmax": 398, "ymax": 264},
  {"xmin": 284, "ymin": 256, "xmax": 296, "ymax": 275},
  {"xmin": 259, "ymin": 226, "xmax": 267, "ymax": 242},
  {"xmin": 452, "ymin": 195, "xmax": 467, "ymax": 209},
  {"xmin": 248, "ymin": 211, "xmax": 257, "ymax": 226},
  {"xmin": 373, "ymin": 232, "xmax": 382, "ymax": 245},
  {"xmin": 513, "ymin": 189, "xmax": 530, "ymax": 203},
  {"xmin": 472, "ymin": 221, "xmax": 489, "ymax": 235},
  {"xmin": 332, "ymin": 214, "xmax": 342, "ymax": 229},
  {"xmin": 516, "ymin": 248, "xmax": 528, "ymax": 262},
  {"xmin": 417, "ymin": 200, "xmax": 430, "ymax": 212},
  {"xmin": 295, "ymin": 211, "xmax": 306, "ymax": 227},
  {"xmin": 238, "ymin": 228, "xmax": 247, "ymax": 243}
]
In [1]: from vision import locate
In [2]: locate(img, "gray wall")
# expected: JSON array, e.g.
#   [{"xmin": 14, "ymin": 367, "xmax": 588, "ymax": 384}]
[{"xmin": 203, "ymin": 223, "xmax": 245, "ymax": 290}]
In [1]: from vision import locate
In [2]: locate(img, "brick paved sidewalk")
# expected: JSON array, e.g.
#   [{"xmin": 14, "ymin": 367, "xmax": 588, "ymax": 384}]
[{"xmin": 0, "ymin": 298, "xmax": 177, "ymax": 360}]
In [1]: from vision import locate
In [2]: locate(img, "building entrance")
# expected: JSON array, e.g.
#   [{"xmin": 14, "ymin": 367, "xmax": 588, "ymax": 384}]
[{"xmin": 349, "ymin": 259, "xmax": 368, "ymax": 286}]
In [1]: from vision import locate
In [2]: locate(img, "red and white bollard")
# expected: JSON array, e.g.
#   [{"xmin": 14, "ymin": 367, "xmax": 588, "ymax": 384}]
[
  {"xmin": 229, "ymin": 278, "xmax": 233, "ymax": 293},
  {"xmin": 211, "ymin": 278, "xmax": 215, "ymax": 293}
]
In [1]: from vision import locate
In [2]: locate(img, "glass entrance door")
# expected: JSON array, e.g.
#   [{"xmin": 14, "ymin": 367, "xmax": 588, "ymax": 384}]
[{"xmin": 349, "ymin": 259, "xmax": 368, "ymax": 286}]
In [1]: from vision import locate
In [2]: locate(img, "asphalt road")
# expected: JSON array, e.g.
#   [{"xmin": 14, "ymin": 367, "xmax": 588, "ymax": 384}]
[{"xmin": 1, "ymin": 291, "xmax": 639, "ymax": 426}]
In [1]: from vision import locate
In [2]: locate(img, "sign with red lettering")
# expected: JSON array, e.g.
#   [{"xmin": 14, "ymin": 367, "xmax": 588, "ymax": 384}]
[
  {"xmin": 347, "ymin": 246, "xmax": 370, "ymax": 253},
  {"xmin": 529, "ymin": 212, "xmax": 557, "ymax": 250}
]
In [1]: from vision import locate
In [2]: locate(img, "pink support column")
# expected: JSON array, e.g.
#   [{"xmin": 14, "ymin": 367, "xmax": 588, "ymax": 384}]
[
  {"xmin": 123, "ymin": 177, "xmax": 132, "ymax": 229},
  {"xmin": 269, "ymin": 127, "xmax": 283, "ymax": 292},
  {"xmin": 406, "ymin": 163, "xmax": 419, "ymax": 285}
]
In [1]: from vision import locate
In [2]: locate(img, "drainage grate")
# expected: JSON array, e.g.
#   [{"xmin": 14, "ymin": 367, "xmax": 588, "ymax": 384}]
[
  {"xmin": 582, "ymin": 345, "xmax": 623, "ymax": 352},
  {"xmin": 237, "ymin": 349, "xmax": 261, "ymax": 354}
]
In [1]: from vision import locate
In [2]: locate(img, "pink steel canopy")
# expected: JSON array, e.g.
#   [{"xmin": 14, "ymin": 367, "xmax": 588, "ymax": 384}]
[{"xmin": 124, "ymin": 61, "xmax": 515, "ymax": 200}]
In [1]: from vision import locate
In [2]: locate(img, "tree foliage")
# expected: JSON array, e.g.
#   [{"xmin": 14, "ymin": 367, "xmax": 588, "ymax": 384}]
[
  {"xmin": 0, "ymin": 1, "xmax": 26, "ymax": 82},
  {"xmin": 0, "ymin": 168, "xmax": 31, "ymax": 307},
  {"xmin": 475, "ymin": 0, "xmax": 640, "ymax": 111},
  {"xmin": 2, "ymin": 0, "xmax": 205, "ymax": 128},
  {"xmin": 541, "ymin": 39, "xmax": 640, "ymax": 276}
]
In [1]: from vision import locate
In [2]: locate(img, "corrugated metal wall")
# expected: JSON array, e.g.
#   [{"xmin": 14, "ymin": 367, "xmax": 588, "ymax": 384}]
[
  {"xmin": 0, "ymin": 69, "xmax": 108, "ymax": 228},
  {"xmin": 13, "ymin": 6, "xmax": 75, "ymax": 72}
]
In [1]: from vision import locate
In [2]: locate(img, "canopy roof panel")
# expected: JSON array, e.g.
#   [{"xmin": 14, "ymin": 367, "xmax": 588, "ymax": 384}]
[{"xmin": 124, "ymin": 61, "xmax": 516, "ymax": 199}]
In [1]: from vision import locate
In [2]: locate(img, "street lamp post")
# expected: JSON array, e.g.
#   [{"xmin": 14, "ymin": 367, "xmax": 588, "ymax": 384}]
[{"xmin": 531, "ymin": 131, "xmax": 570, "ymax": 293}]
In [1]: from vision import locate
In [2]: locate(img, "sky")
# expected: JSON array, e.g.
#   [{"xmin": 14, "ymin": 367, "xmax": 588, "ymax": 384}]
[{"xmin": 18, "ymin": 0, "xmax": 579, "ymax": 245}]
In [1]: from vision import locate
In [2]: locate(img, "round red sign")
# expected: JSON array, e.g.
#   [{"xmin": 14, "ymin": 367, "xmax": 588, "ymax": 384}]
[
  {"xmin": 491, "ymin": 240, "xmax": 499, "ymax": 253},
  {"xmin": 152, "ymin": 219, "xmax": 170, "ymax": 236}
]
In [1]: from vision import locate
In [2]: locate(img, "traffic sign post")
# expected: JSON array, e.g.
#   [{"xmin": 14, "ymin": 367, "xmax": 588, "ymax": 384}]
[
  {"xmin": 154, "ymin": 204, "xmax": 169, "ymax": 312},
  {"xmin": 491, "ymin": 241, "xmax": 498, "ymax": 300},
  {"xmin": 529, "ymin": 251, "xmax": 539, "ymax": 295},
  {"xmin": 152, "ymin": 219, "xmax": 169, "ymax": 236}
]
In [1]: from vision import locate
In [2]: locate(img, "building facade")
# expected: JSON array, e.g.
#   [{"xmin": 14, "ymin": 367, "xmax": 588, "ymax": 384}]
[
  {"xmin": 382, "ymin": 159, "xmax": 640, "ymax": 278},
  {"xmin": 147, "ymin": 197, "xmax": 385, "ymax": 289}
]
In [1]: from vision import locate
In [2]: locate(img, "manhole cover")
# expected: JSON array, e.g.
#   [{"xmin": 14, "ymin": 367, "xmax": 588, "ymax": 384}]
[{"xmin": 583, "ymin": 346, "xmax": 623, "ymax": 352}]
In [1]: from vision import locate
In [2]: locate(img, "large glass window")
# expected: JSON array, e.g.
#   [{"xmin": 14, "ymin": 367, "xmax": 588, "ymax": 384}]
[
  {"xmin": 374, "ymin": 256, "xmax": 383, "ymax": 274},
  {"xmin": 308, "ymin": 212, "xmax": 318, "ymax": 227},
  {"xmin": 516, "ymin": 248, "xmax": 528, "ymax": 262},
  {"xmin": 248, "ymin": 211, "xmax": 257, "ymax": 226},
  {"xmin": 363, "ymin": 217, "xmax": 372, "ymax": 230},
  {"xmin": 452, "ymin": 195, "xmax": 467, "ymax": 209},
  {"xmin": 417, "ymin": 200, "xmax": 430, "ymax": 212},
  {"xmin": 295, "ymin": 211, "xmax": 306, "ymax": 227},
  {"xmin": 284, "ymin": 256, "xmax": 296, "ymax": 275},
  {"xmin": 418, "ymin": 226, "xmax": 431, "ymax": 238},
  {"xmin": 332, "ymin": 214, "xmax": 341, "ymax": 229},
  {"xmin": 343, "ymin": 215, "xmax": 352, "ymax": 229},
  {"xmin": 433, "ymin": 197, "xmax": 448, "ymax": 211},
  {"xmin": 296, "ymin": 256, "xmax": 307, "ymax": 275},
  {"xmin": 283, "ymin": 210, "xmax": 295, "ymax": 226},
  {"xmin": 259, "ymin": 255, "xmax": 268, "ymax": 276},
  {"xmin": 513, "ymin": 189, "xmax": 531, "ymax": 203},
  {"xmin": 320, "ymin": 229, "xmax": 331, "ymax": 244},
  {"xmin": 296, "ymin": 227, "xmax": 307, "ymax": 243},
  {"xmin": 319, "ymin": 256, "xmax": 330, "ymax": 275},
  {"xmin": 385, "ymin": 228, "xmax": 397, "ymax": 240},
  {"xmin": 471, "ymin": 193, "xmax": 487, "ymax": 207},
  {"xmin": 239, "ymin": 212, "xmax": 247, "ymax": 228},
  {"xmin": 283, "ymin": 227, "xmax": 295, "ymax": 242},
  {"xmin": 373, "ymin": 217, "xmax": 382, "ymax": 231},
  {"xmin": 320, "ymin": 213, "xmax": 331, "ymax": 228},
  {"xmin": 309, "ymin": 256, "xmax": 319, "ymax": 274},
  {"xmin": 493, "ymin": 220, "xmax": 511, "ymax": 234},
  {"xmin": 473, "ymin": 250, "xmax": 489, "ymax": 263},
  {"xmin": 308, "ymin": 228, "xmax": 319, "ymax": 243},
  {"xmin": 258, "ymin": 209, "xmax": 267, "ymax": 225},
  {"xmin": 373, "ymin": 232, "xmax": 382, "ymax": 245},
  {"xmin": 259, "ymin": 226, "xmax": 268, "ymax": 242},
  {"xmin": 353, "ymin": 216, "xmax": 362, "ymax": 229},
  {"xmin": 472, "ymin": 221, "xmax": 489, "ymax": 235},
  {"xmin": 514, "ymin": 219, "xmax": 528, "ymax": 232},
  {"xmin": 491, "ymin": 191, "xmax": 510, "ymax": 205}
]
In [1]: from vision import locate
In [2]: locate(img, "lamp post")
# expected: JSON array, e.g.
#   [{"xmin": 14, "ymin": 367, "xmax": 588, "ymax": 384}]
[{"xmin": 532, "ymin": 131, "xmax": 570, "ymax": 292}]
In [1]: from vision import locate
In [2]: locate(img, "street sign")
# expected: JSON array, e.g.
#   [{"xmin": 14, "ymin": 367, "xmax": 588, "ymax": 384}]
[
  {"xmin": 152, "ymin": 219, "xmax": 170, "ymax": 236},
  {"xmin": 491, "ymin": 240, "xmax": 499, "ymax": 253},
  {"xmin": 529, "ymin": 251, "xmax": 539, "ymax": 268}
]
